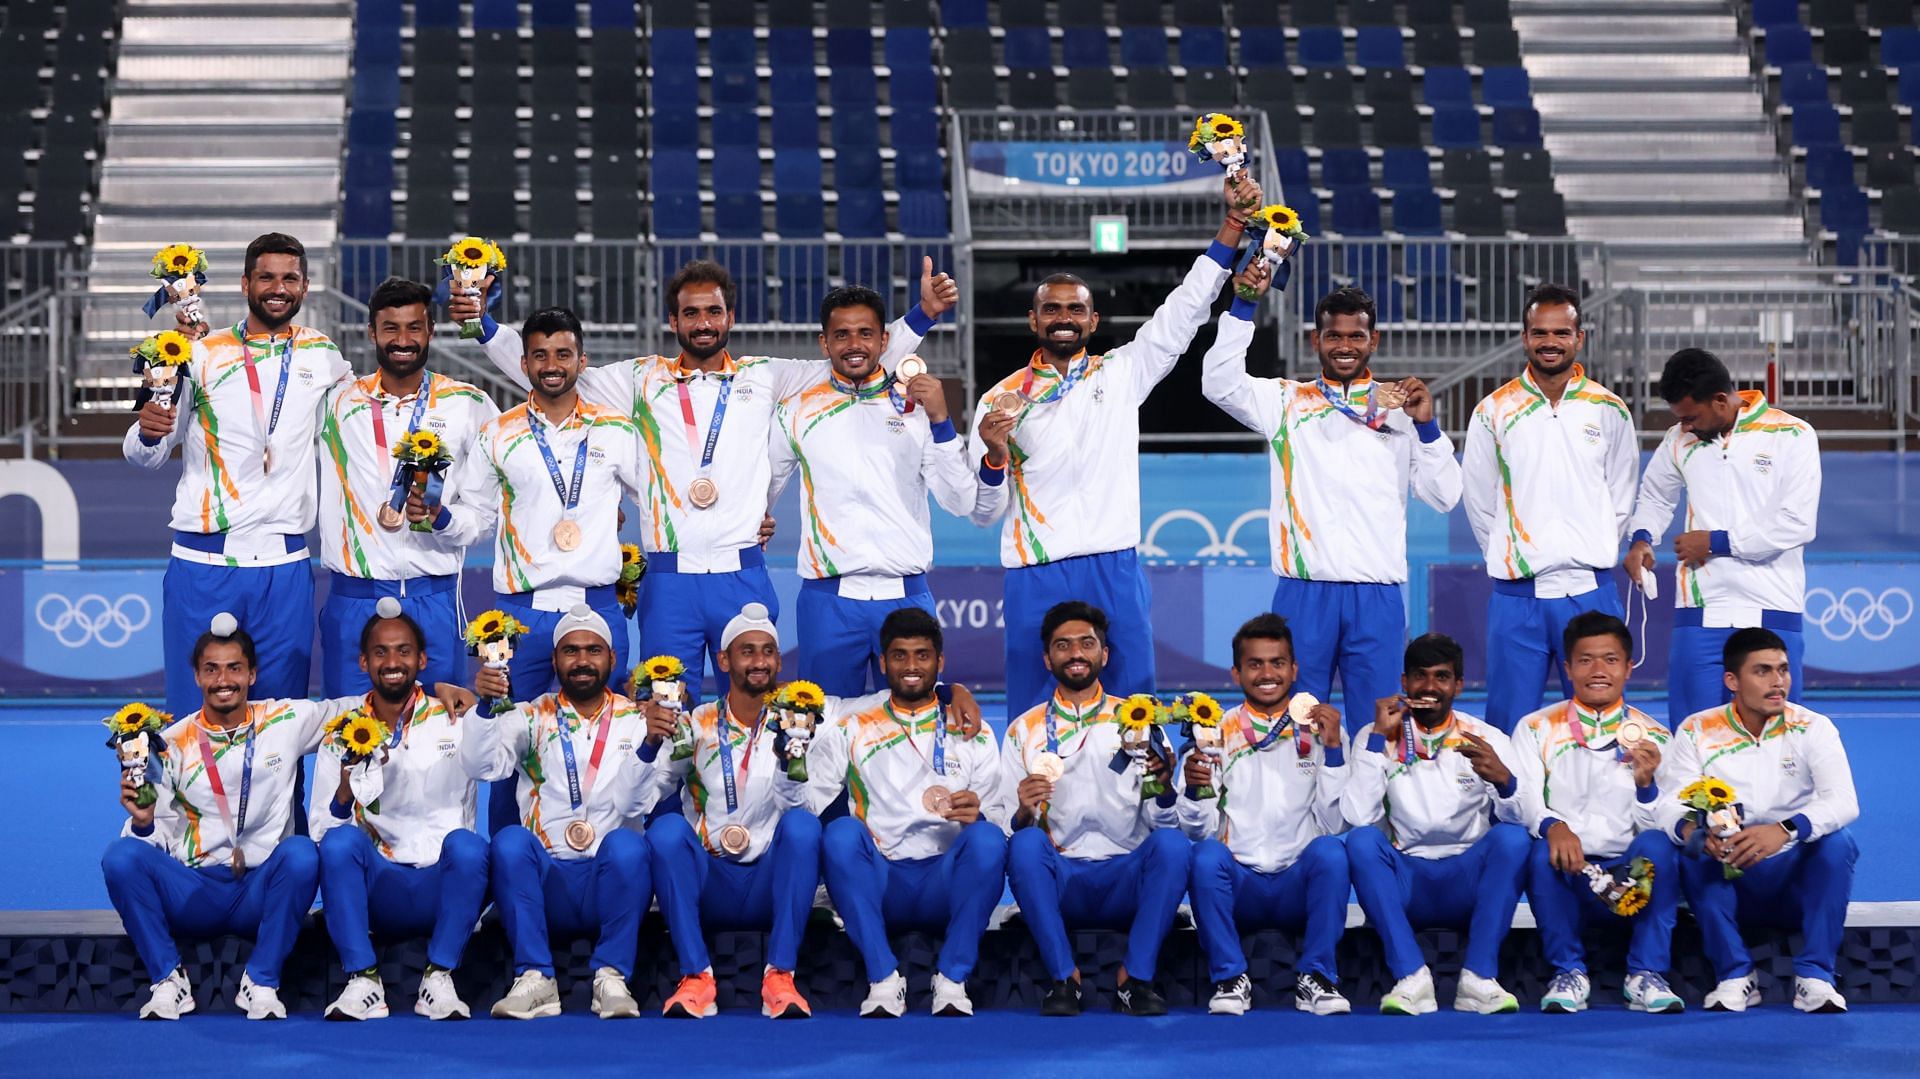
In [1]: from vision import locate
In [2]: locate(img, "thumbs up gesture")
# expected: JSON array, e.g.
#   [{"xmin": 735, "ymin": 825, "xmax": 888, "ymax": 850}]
[{"xmin": 919, "ymin": 255, "xmax": 960, "ymax": 321}]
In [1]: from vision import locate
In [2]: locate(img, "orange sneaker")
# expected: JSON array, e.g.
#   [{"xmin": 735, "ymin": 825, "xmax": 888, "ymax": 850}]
[
  {"xmin": 662, "ymin": 971, "xmax": 717, "ymax": 1018},
  {"xmin": 760, "ymin": 969, "xmax": 812, "ymax": 1019}
]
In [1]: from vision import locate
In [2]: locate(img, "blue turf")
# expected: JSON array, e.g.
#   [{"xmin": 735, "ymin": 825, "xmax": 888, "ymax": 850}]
[{"xmin": 2, "ymin": 1008, "xmax": 1918, "ymax": 1076}]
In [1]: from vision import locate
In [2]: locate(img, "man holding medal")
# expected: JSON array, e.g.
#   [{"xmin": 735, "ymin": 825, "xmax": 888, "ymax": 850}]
[
  {"xmin": 1202, "ymin": 264, "xmax": 1461, "ymax": 734},
  {"xmin": 1654, "ymin": 628, "xmax": 1859, "ymax": 1014},
  {"xmin": 317, "ymin": 278, "xmax": 499, "ymax": 696},
  {"xmin": 459, "ymin": 259, "xmax": 958, "ymax": 700},
  {"xmin": 1340, "ymin": 633, "xmax": 1531, "ymax": 1015},
  {"xmin": 1509, "ymin": 611, "xmax": 1684, "ymax": 1014},
  {"xmin": 1625, "ymin": 348, "xmax": 1821, "ymax": 722},
  {"xmin": 770, "ymin": 284, "xmax": 1007, "ymax": 696},
  {"xmin": 1178, "ymin": 613, "xmax": 1353, "ymax": 1017},
  {"xmin": 813, "ymin": 608, "xmax": 1011, "ymax": 1017},
  {"xmin": 969, "ymin": 175, "xmax": 1263, "ymax": 715},
  {"xmin": 1001, "ymin": 601, "xmax": 1187, "ymax": 1017},
  {"xmin": 102, "ymin": 614, "xmax": 366, "ymax": 1020},
  {"xmin": 460, "ymin": 605, "xmax": 661, "ymax": 1020},
  {"xmin": 309, "ymin": 600, "xmax": 488, "ymax": 1021},
  {"xmin": 1463, "ymin": 284, "xmax": 1637, "ymax": 734},
  {"xmin": 125, "ymin": 232, "xmax": 351, "ymax": 718}
]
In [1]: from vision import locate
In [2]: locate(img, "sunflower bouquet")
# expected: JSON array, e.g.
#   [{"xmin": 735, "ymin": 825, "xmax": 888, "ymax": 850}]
[
  {"xmin": 1583, "ymin": 855, "xmax": 1656, "ymax": 917},
  {"xmin": 769, "ymin": 680, "xmax": 828, "ymax": 781},
  {"xmin": 129, "ymin": 330, "xmax": 196, "ymax": 410},
  {"xmin": 144, "ymin": 243, "xmax": 209, "ymax": 329},
  {"xmin": 387, "ymin": 428, "xmax": 455, "ymax": 533},
  {"xmin": 103, "ymin": 703, "xmax": 171, "ymax": 809},
  {"xmin": 1240, "ymin": 203, "xmax": 1310, "ymax": 299},
  {"xmin": 466, "ymin": 609, "xmax": 530, "ymax": 716},
  {"xmin": 616, "ymin": 543, "xmax": 647, "ymax": 616},
  {"xmin": 437, "ymin": 236, "xmax": 508, "ymax": 339},
  {"xmin": 1170, "ymin": 691, "xmax": 1225, "ymax": 799},
  {"xmin": 1680, "ymin": 776, "xmax": 1745, "ymax": 879},
  {"xmin": 323, "ymin": 706, "xmax": 393, "ymax": 766},
  {"xmin": 630, "ymin": 653, "xmax": 693, "ymax": 761},
  {"xmin": 1117, "ymin": 694, "xmax": 1172, "ymax": 799},
  {"xmin": 1188, "ymin": 112, "xmax": 1249, "ymax": 178}
]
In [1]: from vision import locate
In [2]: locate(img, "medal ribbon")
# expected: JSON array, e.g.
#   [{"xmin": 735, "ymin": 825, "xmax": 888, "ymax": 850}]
[
  {"xmin": 194, "ymin": 713, "xmax": 257, "ymax": 854},
  {"xmin": 675, "ymin": 375, "xmax": 732, "ymax": 489},
  {"xmin": 375, "ymin": 373, "xmax": 437, "ymax": 517},
  {"xmin": 1568, "ymin": 701, "xmax": 1629, "ymax": 762},
  {"xmin": 556, "ymin": 697, "xmax": 616, "ymax": 815},
  {"xmin": 887, "ymin": 701, "xmax": 946, "ymax": 776},
  {"xmin": 1315, "ymin": 377, "xmax": 1389, "ymax": 430},
  {"xmin": 1020, "ymin": 351, "xmax": 1089, "ymax": 405},
  {"xmin": 382, "ymin": 688, "xmax": 424, "ymax": 749},
  {"xmin": 1238, "ymin": 704, "xmax": 1311, "ymax": 757},
  {"xmin": 526, "ymin": 411, "xmax": 590, "ymax": 523},
  {"xmin": 1043, "ymin": 694, "xmax": 1101, "ymax": 755},
  {"xmin": 715, "ymin": 699, "xmax": 765, "ymax": 813},
  {"xmin": 1397, "ymin": 713, "xmax": 1454, "ymax": 765},
  {"xmin": 237, "ymin": 322, "xmax": 294, "ymax": 466}
]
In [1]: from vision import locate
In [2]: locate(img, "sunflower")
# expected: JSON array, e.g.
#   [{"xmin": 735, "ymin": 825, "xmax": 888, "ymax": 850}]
[
  {"xmin": 1210, "ymin": 115, "xmax": 1244, "ymax": 140},
  {"xmin": 151, "ymin": 243, "xmax": 206, "ymax": 278},
  {"xmin": 1255, "ymin": 203, "xmax": 1305, "ymax": 236},
  {"xmin": 449, "ymin": 236, "xmax": 492, "ymax": 268},
  {"xmin": 1704, "ymin": 778, "xmax": 1736, "ymax": 803},
  {"xmin": 619, "ymin": 543, "xmax": 646, "ymax": 584},
  {"xmin": 1185, "ymin": 691, "xmax": 1222, "ymax": 727},
  {"xmin": 155, "ymin": 331, "xmax": 192, "ymax": 364},
  {"xmin": 105, "ymin": 702, "xmax": 169, "ymax": 736},
  {"xmin": 341, "ymin": 711, "xmax": 391, "ymax": 755},
  {"xmin": 644, "ymin": 654, "xmax": 685, "ymax": 681},
  {"xmin": 396, "ymin": 430, "xmax": 444, "ymax": 464},
  {"xmin": 1615, "ymin": 887, "xmax": 1650, "ymax": 916},
  {"xmin": 485, "ymin": 240, "xmax": 509, "ymax": 270},
  {"xmin": 780, "ymin": 680, "xmax": 827, "ymax": 712},
  {"xmin": 466, "ymin": 610, "xmax": 513, "ymax": 645},
  {"xmin": 1118, "ymin": 694, "xmax": 1159, "ymax": 731}
]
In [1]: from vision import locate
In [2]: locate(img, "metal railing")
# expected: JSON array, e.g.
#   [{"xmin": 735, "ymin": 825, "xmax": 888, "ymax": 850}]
[{"xmin": 0, "ymin": 287, "xmax": 56, "ymax": 455}]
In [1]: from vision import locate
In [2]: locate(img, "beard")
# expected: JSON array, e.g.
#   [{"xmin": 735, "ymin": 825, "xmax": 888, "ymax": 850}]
[
  {"xmin": 247, "ymin": 292, "xmax": 302, "ymax": 330},
  {"xmin": 378, "ymin": 341, "xmax": 430, "ymax": 382},
  {"xmin": 677, "ymin": 327, "xmax": 728, "ymax": 361},
  {"xmin": 370, "ymin": 675, "xmax": 416, "ymax": 705},
  {"xmin": 1050, "ymin": 661, "xmax": 1101, "ymax": 693}
]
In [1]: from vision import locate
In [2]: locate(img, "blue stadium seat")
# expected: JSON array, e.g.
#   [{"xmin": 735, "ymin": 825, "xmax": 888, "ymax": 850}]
[
  {"xmin": 589, "ymin": 0, "xmax": 632, "ymax": 28},
  {"xmin": 711, "ymin": 27, "xmax": 756, "ymax": 68},
  {"xmin": 1802, "ymin": 144, "xmax": 1855, "ymax": 190},
  {"xmin": 1381, "ymin": 147, "xmax": 1432, "ymax": 189},
  {"xmin": 831, "ymin": 65, "xmax": 879, "ymax": 109},
  {"xmin": 414, "ymin": 0, "xmax": 459, "ymax": 28},
  {"xmin": 1332, "ymin": 186, "xmax": 1383, "ymax": 236},
  {"xmin": 354, "ymin": 66, "xmax": 400, "ymax": 111},
  {"xmin": 1321, "ymin": 146, "xmax": 1371, "ymax": 187},
  {"xmin": 1275, "ymin": 148, "xmax": 1311, "ymax": 194},
  {"xmin": 356, "ymin": 25, "xmax": 401, "ymax": 67},
  {"xmin": 1354, "ymin": 26, "xmax": 1405, "ymax": 69},
  {"xmin": 885, "ymin": 28, "xmax": 933, "ymax": 69},
  {"xmin": 714, "ymin": 192, "xmax": 762, "ymax": 238},
  {"xmin": 1422, "ymin": 65, "xmax": 1473, "ymax": 107},
  {"xmin": 1392, "ymin": 186, "xmax": 1444, "ymax": 236},
  {"xmin": 651, "ymin": 103, "xmax": 700, "ymax": 149},
  {"xmin": 711, "ymin": 147, "xmax": 761, "ymax": 195},
  {"xmin": 1750, "ymin": 0, "xmax": 1800, "ymax": 28},
  {"xmin": 1179, "ymin": 27, "xmax": 1230, "ymax": 69},
  {"xmin": 1004, "ymin": 27, "xmax": 1051, "ymax": 69},
  {"xmin": 838, "ymin": 146, "xmax": 884, "ymax": 189},
  {"xmin": 1764, "ymin": 25, "xmax": 1813, "ymax": 67},
  {"xmin": 895, "ymin": 147, "xmax": 944, "ymax": 191},
  {"xmin": 652, "ymin": 29, "xmax": 699, "ymax": 71},
  {"xmin": 827, "ymin": 27, "xmax": 871, "ymax": 69},
  {"xmin": 899, "ymin": 189, "xmax": 949, "ymax": 237},
  {"xmin": 891, "ymin": 108, "xmax": 943, "ymax": 148},
  {"xmin": 347, "ymin": 109, "xmax": 395, "ymax": 151},
  {"xmin": 1411, "ymin": 254, "xmax": 1463, "ymax": 321},
  {"xmin": 1820, "ymin": 186, "xmax": 1870, "ymax": 232},
  {"xmin": 532, "ymin": 0, "xmax": 574, "ymax": 29},
  {"xmin": 1121, "ymin": 26, "xmax": 1168, "ymax": 67},
  {"xmin": 837, "ymin": 187, "xmax": 888, "ymax": 237},
  {"xmin": 652, "ymin": 149, "xmax": 701, "ymax": 194},
  {"xmin": 1297, "ymin": 26, "xmax": 1346, "ymax": 69},
  {"xmin": 1886, "ymin": 28, "xmax": 1920, "ymax": 69},
  {"xmin": 941, "ymin": 0, "xmax": 989, "ymax": 27},
  {"xmin": 771, "ymin": 104, "xmax": 817, "ymax": 149},
  {"xmin": 713, "ymin": 66, "xmax": 758, "ymax": 109},
  {"xmin": 344, "ymin": 186, "xmax": 392, "ymax": 239},
  {"xmin": 1491, "ymin": 106, "xmax": 1542, "ymax": 147},
  {"xmin": 345, "ymin": 146, "xmax": 393, "ymax": 191},
  {"xmin": 768, "ymin": 27, "xmax": 813, "ymax": 68},
  {"xmin": 711, "ymin": 107, "xmax": 760, "ymax": 148},
  {"xmin": 771, "ymin": 66, "xmax": 816, "ymax": 107},
  {"xmin": 773, "ymin": 153, "xmax": 823, "ymax": 200},
  {"xmin": 1900, "ymin": 64, "xmax": 1920, "ymax": 108},
  {"xmin": 357, "ymin": 0, "xmax": 402, "ymax": 30},
  {"xmin": 832, "ymin": 110, "xmax": 881, "ymax": 149},
  {"xmin": 775, "ymin": 192, "xmax": 826, "ymax": 238},
  {"xmin": 777, "ymin": 248, "xmax": 827, "ymax": 322},
  {"xmin": 1778, "ymin": 62, "xmax": 1831, "ymax": 108},
  {"xmin": 890, "ymin": 65, "xmax": 939, "ymax": 110},
  {"xmin": 1429, "ymin": 106, "xmax": 1482, "ymax": 149},
  {"xmin": 1062, "ymin": 27, "xmax": 1110, "ymax": 68},
  {"xmin": 1792, "ymin": 103, "xmax": 1842, "ymax": 146},
  {"xmin": 1239, "ymin": 26, "xmax": 1288, "ymax": 68},
  {"xmin": 1480, "ymin": 66, "xmax": 1533, "ymax": 108},
  {"xmin": 652, "ymin": 193, "xmax": 703, "ymax": 238},
  {"xmin": 472, "ymin": 0, "xmax": 517, "ymax": 30}
]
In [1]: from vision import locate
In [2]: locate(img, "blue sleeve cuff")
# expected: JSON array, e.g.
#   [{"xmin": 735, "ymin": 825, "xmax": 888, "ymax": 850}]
[
  {"xmin": 1790, "ymin": 813, "xmax": 1812, "ymax": 837},
  {"xmin": 1539, "ymin": 815, "xmax": 1563, "ymax": 836},
  {"xmin": 432, "ymin": 506, "xmax": 452, "ymax": 531},
  {"xmin": 132, "ymin": 821, "xmax": 154, "ymax": 837},
  {"xmin": 1630, "ymin": 529, "xmax": 1653, "ymax": 547},
  {"xmin": 978, "ymin": 461, "xmax": 1006, "ymax": 487},
  {"xmin": 478, "ymin": 312, "xmax": 500, "ymax": 342},
  {"xmin": 1415, "ymin": 418, "xmax": 1443, "ymax": 443},
  {"xmin": 1228, "ymin": 297, "xmax": 1259, "ymax": 321},
  {"xmin": 1496, "ymin": 775, "xmax": 1517, "ymax": 799},
  {"xmin": 1323, "ymin": 746, "xmax": 1345, "ymax": 768},
  {"xmin": 905, "ymin": 304, "xmax": 938, "ymax": 334},
  {"xmin": 329, "ymin": 797, "xmax": 353, "ymax": 820},
  {"xmin": 1709, "ymin": 530, "xmax": 1731, "ymax": 557},
  {"xmin": 1205, "ymin": 239, "xmax": 1236, "ymax": 269},
  {"xmin": 137, "ymin": 432, "xmax": 162, "ymax": 447},
  {"xmin": 1364, "ymin": 732, "xmax": 1387, "ymax": 754},
  {"xmin": 1636, "ymin": 783, "xmax": 1660, "ymax": 804},
  {"xmin": 929, "ymin": 417, "xmax": 957, "ymax": 443}
]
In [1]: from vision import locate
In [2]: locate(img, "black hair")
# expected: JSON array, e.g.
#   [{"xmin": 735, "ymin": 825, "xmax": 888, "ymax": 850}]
[
  {"xmin": 1523, "ymin": 282, "xmax": 1582, "ymax": 330},
  {"xmin": 1404, "ymin": 632, "xmax": 1465, "ymax": 678},
  {"xmin": 367, "ymin": 277, "xmax": 434, "ymax": 325},
  {"xmin": 192, "ymin": 627, "xmax": 258, "ymax": 669},
  {"xmin": 244, "ymin": 232, "xmax": 308, "ymax": 278},
  {"xmin": 521, "ymin": 306, "xmax": 585, "ymax": 349},
  {"xmin": 1659, "ymin": 347, "xmax": 1736, "ymax": 405},
  {"xmin": 1032, "ymin": 272, "xmax": 1093, "ymax": 310},
  {"xmin": 880, "ymin": 606, "xmax": 943, "ymax": 655},
  {"xmin": 1313, "ymin": 286, "xmax": 1377, "ymax": 332},
  {"xmin": 1562, "ymin": 610, "xmax": 1632, "ymax": 659},
  {"xmin": 1041, "ymin": 600, "xmax": 1108, "ymax": 647},
  {"xmin": 820, "ymin": 284, "xmax": 888, "ymax": 333},
  {"xmin": 359, "ymin": 610, "xmax": 427, "ymax": 654},
  {"xmin": 1723, "ymin": 627, "xmax": 1790, "ymax": 672},
  {"xmin": 1231, "ymin": 612, "xmax": 1294, "ymax": 667},
  {"xmin": 666, "ymin": 258, "xmax": 738, "ymax": 314}
]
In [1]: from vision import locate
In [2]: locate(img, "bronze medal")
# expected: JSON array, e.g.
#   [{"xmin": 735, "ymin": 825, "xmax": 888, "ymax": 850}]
[
  {"xmin": 1617, "ymin": 718, "xmax": 1648, "ymax": 749},
  {"xmin": 718, "ymin": 823, "xmax": 751, "ymax": 855},
  {"xmin": 1030, "ymin": 751, "xmax": 1065, "ymax": 782},
  {"xmin": 894, "ymin": 356, "xmax": 928, "ymax": 388},
  {"xmin": 551, "ymin": 519, "xmax": 582, "ymax": 551},
  {"xmin": 376, "ymin": 504, "xmax": 404, "ymax": 532},
  {"xmin": 261, "ymin": 446, "xmax": 274, "ymax": 474},
  {"xmin": 993, "ymin": 391, "xmax": 1024, "ymax": 416},
  {"xmin": 230, "ymin": 847, "xmax": 248, "ymax": 877},
  {"xmin": 922, "ymin": 784, "xmax": 953, "ymax": 815},
  {"xmin": 1374, "ymin": 382, "xmax": 1408, "ymax": 411},
  {"xmin": 565, "ymin": 819, "xmax": 595, "ymax": 852},
  {"xmin": 687, "ymin": 476, "xmax": 719, "ymax": 509}
]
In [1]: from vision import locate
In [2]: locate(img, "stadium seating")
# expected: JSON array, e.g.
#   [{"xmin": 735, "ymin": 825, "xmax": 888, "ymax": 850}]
[{"xmin": 3, "ymin": 0, "xmax": 115, "ymax": 248}]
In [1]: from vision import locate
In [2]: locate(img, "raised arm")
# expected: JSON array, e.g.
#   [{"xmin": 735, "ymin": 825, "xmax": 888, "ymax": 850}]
[
  {"xmin": 123, "ymin": 375, "xmax": 197, "ymax": 470},
  {"xmin": 429, "ymin": 434, "xmax": 502, "ymax": 548}
]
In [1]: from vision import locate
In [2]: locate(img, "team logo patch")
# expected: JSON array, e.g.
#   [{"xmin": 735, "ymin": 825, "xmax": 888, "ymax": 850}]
[
  {"xmin": 437, "ymin": 738, "xmax": 457, "ymax": 758},
  {"xmin": 1753, "ymin": 452, "xmax": 1774, "ymax": 475},
  {"xmin": 886, "ymin": 417, "xmax": 907, "ymax": 435},
  {"xmin": 1582, "ymin": 422, "xmax": 1603, "ymax": 444},
  {"xmin": 1781, "ymin": 755, "xmax": 1797, "ymax": 776},
  {"xmin": 1297, "ymin": 758, "xmax": 1316, "ymax": 774},
  {"xmin": 1457, "ymin": 769, "xmax": 1479, "ymax": 790},
  {"xmin": 1093, "ymin": 385, "xmax": 1105, "ymax": 404},
  {"xmin": 263, "ymin": 753, "xmax": 284, "ymax": 771},
  {"xmin": 617, "ymin": 738, "xmax": 634, "ymax": 753}
]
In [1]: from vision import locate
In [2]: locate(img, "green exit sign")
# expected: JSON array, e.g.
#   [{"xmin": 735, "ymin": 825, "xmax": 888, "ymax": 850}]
[{"xmin": 1090, "ymin": 215, "xmax": 1129, "ymax": 254}]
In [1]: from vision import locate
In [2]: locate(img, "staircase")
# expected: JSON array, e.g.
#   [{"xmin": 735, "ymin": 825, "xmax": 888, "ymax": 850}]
[
  {"xmin": 1513, "ymin": 0, "xmax": 1807, "ymax": 282},
  {"xmin": 79, "ymin": 0, "xmax": 350, "ymax": 410}
]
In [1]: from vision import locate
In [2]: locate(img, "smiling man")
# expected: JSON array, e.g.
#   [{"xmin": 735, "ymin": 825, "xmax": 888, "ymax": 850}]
[
  {"xmin": 317, "ymin": 278, "xmax": 498, "ymax": 696},
  {"xmin": 1625, "ymin": 349, "xmax": 1820, "ymax": 722},
  {"xmin": 1462, "ymin": 284, "xmax": 1637, "ymax": 733}
]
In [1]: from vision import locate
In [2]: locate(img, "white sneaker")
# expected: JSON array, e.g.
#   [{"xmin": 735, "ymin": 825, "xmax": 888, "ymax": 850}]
[
  {"xmin": 859, "ymin": 970, "xmax": 907, "ymax": 1018},
  {"xmin": 1294, "ymin": 971, "xmax": 1351, "ymax": 1015},
  {"xmin": 138, "ymin": 968, "xmax": 194, "ymax": 1021},
  {"xmin": 1208, "ymin": 972, "xmax": 1253, "ymax": 1016},
  {"xmin": 1794, "ymin": 977, "xmax": 1849, "ymax": 1013},
  {"xmin": 1379, "ymin": 965, "xmax": 1437, "ymax": 1015},
  {"xmin": 415, "ymin": 969, "xmax": 470, "ymax": 1020},
  {"xmin": 325, "ymin": 974, "xmax": 388, "ymax": 1020},
  {"xmin": 1541, "ymin": 969, "xmax": 1590, "ymax": 1014},
  {"xmin": 236, "ymin": 973, "xmax": 287, "ymax": 1020},
  {"xmin": 1454, "ymin": 970, "xmax": 1519, "ymax": 1014},
  {"xmin": 1704, "ymin": 974, "xmax": 1761, "ymax": 1013},
  {"xmin": 931, "ymin": 972, "xmax": 974, "ymax": 1017},
  {"xmin": 1624, "ymin": 971, "xmax": 1685, "ymax": 1014},
  {"xmin": 491, "ymin": 970, "xmax": 562, "ymax": 1020},
  {"xmin": 591, "ymin": 967, "xmax": 640, "ymax": 1019}
]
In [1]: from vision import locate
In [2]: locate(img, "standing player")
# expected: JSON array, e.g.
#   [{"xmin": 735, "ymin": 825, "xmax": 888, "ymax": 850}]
[
  {"xmin": 124, "ymin": 233, "xmax": 349, "ymax": 716},
  {"xmin": 1625, "ymin": 348, "xmax": 1820, "ymax": 721},
  {"xmin": 770, "ymin": 285, "xmax": 1006, "ymax": 696},
  {"xmin": 457, "ymin": 260, "xmax": 957, "ymax": 699},
  {"xmin": 1202, "ymin": 263, "xmax": 1460, "ymax": 732},
  {"xmin": 318, "ymin": 278, "xmax": 498, "ymax": 696},
  {"xmin": 969, "ymin": 175, "xmax": 1261, "ymax": 714},
  {"xmin": 1462, "ymin": 284, "xmax": 1637, "ymax": 733}
]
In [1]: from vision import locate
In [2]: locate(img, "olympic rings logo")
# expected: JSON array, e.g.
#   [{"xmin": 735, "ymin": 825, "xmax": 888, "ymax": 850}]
[
  {"xmin": 33, "ymin": 592, "xmax": 152, "ymax": 649},
  {"xmin": 1803, "ymin": 586, "xmax": 1914, "ymax": 643}
]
